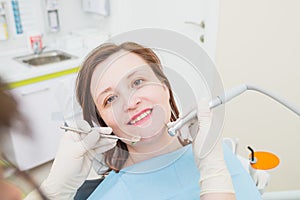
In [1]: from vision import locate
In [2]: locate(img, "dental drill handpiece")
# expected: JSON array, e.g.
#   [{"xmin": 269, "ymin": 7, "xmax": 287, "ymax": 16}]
[
  {"xmin": 168, "ymin": 84, "xmax": 248, "ymax": 136},
  {"xmin": 168, "ymin": 83, "xmax": 300, "ymax": 136}
]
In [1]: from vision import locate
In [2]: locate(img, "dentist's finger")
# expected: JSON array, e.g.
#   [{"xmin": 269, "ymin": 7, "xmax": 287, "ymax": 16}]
[
  {"xmin": 69, "ymin": 120, "xmax": 92, "ymax": 133},
  {"xmin": 93, "ymin": 139, "xmax": 117, "ymax": 154},
  {"xmin": 81, "ymin": 130, "xmax": 101, "ymax": 150}
]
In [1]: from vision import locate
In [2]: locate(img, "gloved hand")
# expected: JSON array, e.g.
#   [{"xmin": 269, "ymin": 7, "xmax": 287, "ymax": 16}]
[
  {"xmin": 193, "ymin": 99, "xmax": 235, "ymax": 197},
  {"xmin": 38, "ymin": 120, "xmax": 117, "ymax": 199}
]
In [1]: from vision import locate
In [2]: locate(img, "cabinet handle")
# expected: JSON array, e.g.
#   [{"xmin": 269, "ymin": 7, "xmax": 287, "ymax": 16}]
[
  {"xmin": 200, "ymin": 35, "xmax": 205, "ymax": 43},
  {"xmin": 184, "ymin": 20, "xmax": 205, "ymax": 29},
  {"xmin": 21, "ymin": 87, "xmax": 50, "ymax": 96}
]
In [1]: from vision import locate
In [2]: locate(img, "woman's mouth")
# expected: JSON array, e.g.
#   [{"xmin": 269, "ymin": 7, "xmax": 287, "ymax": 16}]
[{"xmin": 128, "ymin": 109, "xmax": 152, "ymax": 125}]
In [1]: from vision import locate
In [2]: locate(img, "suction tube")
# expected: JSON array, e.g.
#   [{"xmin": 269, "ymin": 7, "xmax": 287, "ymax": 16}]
[{"xmin": 168, "ymin": 84, "xmax": 300, "ymax": 136}]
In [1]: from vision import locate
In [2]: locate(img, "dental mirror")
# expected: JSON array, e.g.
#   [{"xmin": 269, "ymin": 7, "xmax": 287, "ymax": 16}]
[{"xmin": 64, "ymin": 28, "xmax": 225, "ymax": 173}]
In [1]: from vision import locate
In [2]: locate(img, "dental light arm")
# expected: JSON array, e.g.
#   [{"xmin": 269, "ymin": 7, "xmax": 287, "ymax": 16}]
[{"xmin": 168, "ymin": 84, "xmax": 300, "ymax": 136}]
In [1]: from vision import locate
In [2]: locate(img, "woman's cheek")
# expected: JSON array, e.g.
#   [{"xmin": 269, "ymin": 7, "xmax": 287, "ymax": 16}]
[{"xmin": 101, "ymin": 109, "xmax": 121, "ymax": 132}]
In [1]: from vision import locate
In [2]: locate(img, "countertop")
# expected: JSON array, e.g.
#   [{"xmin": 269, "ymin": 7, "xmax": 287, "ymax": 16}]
[
  {"xmin": 0, "ymin": 31, "xmax": 109, "ymax": 85},
  {"xmin": 0, "ymin": 47, "xmax": 88, "ymax": 84}
]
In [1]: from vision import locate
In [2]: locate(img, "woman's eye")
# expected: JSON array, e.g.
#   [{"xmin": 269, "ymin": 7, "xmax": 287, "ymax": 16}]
[
  {"xmin": 104, "ymin": 95, "xmax": 117, "ymax": 106},
  {"xmin": 132, "ymin": 79, "xmax": 144, "ymax": 87}
]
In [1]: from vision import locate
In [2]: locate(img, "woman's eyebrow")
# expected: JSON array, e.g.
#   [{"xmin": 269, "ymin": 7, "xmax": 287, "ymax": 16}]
[
  {"xmin": 126, "ymin": 71, "xmax": 139, "ymax": 80},
  {"xmin": 96, "ymin": 87, "xmax": 112, "ymax": 101},
  {"xmin": 126, "ymin": 69, "xmax": 147, "ymax": 79},
  {"xmin": 96, "ymin": 72, "xmax": 137, "ymax": 100}
]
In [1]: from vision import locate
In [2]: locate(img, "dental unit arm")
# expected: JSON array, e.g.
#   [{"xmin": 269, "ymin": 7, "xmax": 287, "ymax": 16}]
[{"xmin": 168, "ymin": 83, "xmax": 300, "ymax": 136}]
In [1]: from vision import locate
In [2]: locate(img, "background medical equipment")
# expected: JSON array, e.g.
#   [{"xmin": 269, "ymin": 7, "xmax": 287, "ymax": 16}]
[
  {"xmin": 45, "ymin": 0, "xmax": 60, "ymax": 32},
  {"xmin": 247, "ymin": 146, "xmax": 280, "ymax": 171},
  {"xmin": 223, "ymin": 138, "xmax": 275, "ymax": 195},
  {"xmin": 247, "ymin": 146, "xmax": 280, "ymax": 194},
  {"xmin": 82, "ymin": 0, "xmax": 110, "ymax": 16},
  {"xmin": 168, "ymin": 83, "xmax": 300, "ymax": 137}
]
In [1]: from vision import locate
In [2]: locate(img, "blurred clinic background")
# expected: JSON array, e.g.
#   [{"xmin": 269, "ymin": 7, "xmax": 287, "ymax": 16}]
[{"xmin": 0, "ymin": 0, "xmax": 299, "ymax": 196}]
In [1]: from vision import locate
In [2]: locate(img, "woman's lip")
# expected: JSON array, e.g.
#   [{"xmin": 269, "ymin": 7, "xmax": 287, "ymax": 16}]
[
  {"xmin": 130, "ymin": 108, "xmax": 152, "ymax": 121},
  {"xmin": 128, "ymin": 108, "xmax": 152, "ymax": 125}
]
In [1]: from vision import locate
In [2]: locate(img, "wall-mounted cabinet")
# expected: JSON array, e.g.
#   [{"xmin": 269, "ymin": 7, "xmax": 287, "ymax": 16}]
[{"xmin": 109, "ymin": 0, "xmax": 219, "ymax": 60}]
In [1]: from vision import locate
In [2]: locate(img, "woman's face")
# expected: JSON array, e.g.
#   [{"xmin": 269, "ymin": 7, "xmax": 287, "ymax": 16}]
[{"xmin": 90, "ymin": 51, "xmax": 171, "ymax": 145}]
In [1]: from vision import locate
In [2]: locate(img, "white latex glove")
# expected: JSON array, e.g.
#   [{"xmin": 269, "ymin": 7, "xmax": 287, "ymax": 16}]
[
  {"xmin": 38, "ymin": 120, "xmax": 117, "ymax": 199},
  {"xmin": 193, "ymin": 99, "xmax": 235, "ymax": 197}
]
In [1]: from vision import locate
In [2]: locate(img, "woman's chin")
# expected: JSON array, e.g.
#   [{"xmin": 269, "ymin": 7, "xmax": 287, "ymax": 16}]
[{"xmin": 140, "ymin": 131, "xmax": 161, "ymax": 141}]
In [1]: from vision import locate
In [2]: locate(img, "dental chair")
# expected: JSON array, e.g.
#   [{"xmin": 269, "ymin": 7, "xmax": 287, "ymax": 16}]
[
  {"xmin": 223, "ymin": 137, "xmax": 270, "ymax": 195},
  {"xmin": 223, "ymin": 138, "xmax": 300, "ymax": 200}
]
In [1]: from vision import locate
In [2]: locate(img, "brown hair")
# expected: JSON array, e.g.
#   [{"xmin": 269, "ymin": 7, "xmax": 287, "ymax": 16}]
[{"xmin": 76, "ymin": 42, "xmax": 181, "ymax": 172}]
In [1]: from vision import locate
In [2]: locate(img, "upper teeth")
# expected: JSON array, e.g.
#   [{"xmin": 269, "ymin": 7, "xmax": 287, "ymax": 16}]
[{"xmin": 130, "ymin": 110, "xmax": 151, "ymax": 124}]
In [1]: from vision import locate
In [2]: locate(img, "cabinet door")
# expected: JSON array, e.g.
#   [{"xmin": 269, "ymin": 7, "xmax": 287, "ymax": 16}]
[
  {"xmin": 2, "ymin": 74, "xmax": 77, "ymax": 170},
  {"xmin": 110, "ymin": 0, "xmax": 219, "ymax": 59}
]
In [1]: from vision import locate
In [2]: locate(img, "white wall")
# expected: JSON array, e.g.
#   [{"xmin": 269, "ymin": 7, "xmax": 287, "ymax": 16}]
[
  {"xmin": 217, "ymin": 0, "xmax": 300, "ymax": 191},
  {"xmin": 57, "ymin": 0, "xmax": 109, "ymax": 35},
  {"xmin": 0, "ymin": 0, "xmax": 109, "ymax": 51}
]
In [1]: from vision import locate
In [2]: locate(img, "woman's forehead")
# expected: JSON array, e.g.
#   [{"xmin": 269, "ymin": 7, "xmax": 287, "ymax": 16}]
[
  {"xmin": 97, "ymin": 50, "xmax": 148, "ymax": 72},
  {"xmin": 90, "ymin": 51, "xmax": 153, "ymax": 97}
]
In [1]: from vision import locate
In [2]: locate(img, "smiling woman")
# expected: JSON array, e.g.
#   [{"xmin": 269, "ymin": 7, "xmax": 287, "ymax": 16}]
[{"xmin": 76, "ymin": 42, "xmax": 185, "ymax": 171}]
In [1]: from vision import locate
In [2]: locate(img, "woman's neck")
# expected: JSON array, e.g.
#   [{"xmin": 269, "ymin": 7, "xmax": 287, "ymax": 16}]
[{"xmin": 123, "ymin": 131, "xmax": 183, "ymax": 168}]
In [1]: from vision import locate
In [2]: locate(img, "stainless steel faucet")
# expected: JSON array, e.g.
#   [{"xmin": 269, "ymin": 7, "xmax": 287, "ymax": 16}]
[{"xmin": 32, "ymin": 41, "xmax": 46, "ymax": 55}]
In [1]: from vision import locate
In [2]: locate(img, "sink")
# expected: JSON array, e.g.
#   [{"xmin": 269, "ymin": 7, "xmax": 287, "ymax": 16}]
[{"xmin": 14, "ymin": 50, "xmax": 78, "ymax": 66}]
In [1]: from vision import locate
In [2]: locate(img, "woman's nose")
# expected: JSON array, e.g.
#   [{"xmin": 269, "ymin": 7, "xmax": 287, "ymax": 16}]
[{"xmin": 124, "ymin": 94, "xmax": 142, "ymax": 111}]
